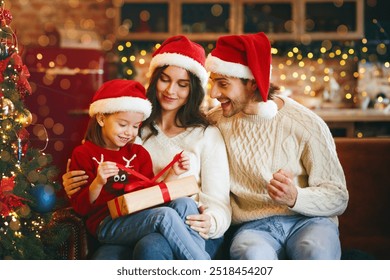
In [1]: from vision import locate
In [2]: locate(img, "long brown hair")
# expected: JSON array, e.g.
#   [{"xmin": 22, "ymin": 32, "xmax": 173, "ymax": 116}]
[
  {"xmin": 84, "ymin": 115, "xmax": 106, "ymax": 147},
  {"xmin": 141, "ymin": 65, "xmax": 209, "ymax": 141}
]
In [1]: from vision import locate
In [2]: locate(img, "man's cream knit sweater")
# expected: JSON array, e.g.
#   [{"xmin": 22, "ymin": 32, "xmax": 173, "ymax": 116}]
[{"xmin": 208, "ymin": 95, "xmax": 349, "ymax": 225}]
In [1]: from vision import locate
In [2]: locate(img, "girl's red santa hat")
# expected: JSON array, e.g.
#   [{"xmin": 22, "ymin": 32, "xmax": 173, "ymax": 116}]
[
  {"xmin": 205, "ymin": 32, "xmax": 278, "ymax": 119},
  {"xmin": 148, "ymin": 35, "xmax": 209, "ymax": 88},
  {"xmin": 89, "ymin": 79, "xmax": 152, "ymax": 120}
]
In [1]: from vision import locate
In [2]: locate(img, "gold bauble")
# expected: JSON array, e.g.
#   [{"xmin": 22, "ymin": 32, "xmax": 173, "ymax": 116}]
[
  {"xmin": 15, "ymin": 109, "xmax": 33, "ymax": 127},
  {"xmin": 0, "ymin": 97, "xmax": 15, "ymax": 119}
]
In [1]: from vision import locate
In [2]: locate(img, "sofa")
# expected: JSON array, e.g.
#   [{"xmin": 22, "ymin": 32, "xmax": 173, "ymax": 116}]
[
  {"xmin": 50, "ymin": 137, "xmax": 390, "ymax": 260},
  {"xmin": 335, "ymin": 138, "xmax": 390, "ymax": 260}
]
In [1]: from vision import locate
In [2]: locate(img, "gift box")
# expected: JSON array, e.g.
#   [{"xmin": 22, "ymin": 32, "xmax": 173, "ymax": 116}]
[{"xmin": 107, "ymin": 175, "xmax": 199, "ymax": 219}]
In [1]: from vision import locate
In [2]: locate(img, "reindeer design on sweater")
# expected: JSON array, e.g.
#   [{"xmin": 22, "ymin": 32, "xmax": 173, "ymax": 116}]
[{"xmin": 92, "ymin": 154, "xmax": 137, "ymax": 194}]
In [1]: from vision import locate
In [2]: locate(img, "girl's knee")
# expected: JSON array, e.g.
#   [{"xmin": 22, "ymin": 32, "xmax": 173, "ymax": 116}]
[{"xmin": 169, "ymin": 197, "xmax": 198, "ymax": 215}]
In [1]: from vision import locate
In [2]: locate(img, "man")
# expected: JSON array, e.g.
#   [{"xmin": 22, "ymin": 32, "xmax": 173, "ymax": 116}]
[{"xmin": 204, "ymin": 32, "xmax": 349, "ymax": 260}]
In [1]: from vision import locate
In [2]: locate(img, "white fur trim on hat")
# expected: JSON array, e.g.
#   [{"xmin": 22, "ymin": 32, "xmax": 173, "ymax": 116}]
[
  {"xmin": 257, "ymin": 100, "xmax": 278, "ymax": 119},
  {"xmin": 89, "ymin": 96, "xmax": 152, "ymax": 121},
  {"xmin": 205, "ymin": 54, "xmax": 254, "ymax": 80},
  {"xmin": 148, "ymin": 52, "xmax": 209, "ymax": 88}
]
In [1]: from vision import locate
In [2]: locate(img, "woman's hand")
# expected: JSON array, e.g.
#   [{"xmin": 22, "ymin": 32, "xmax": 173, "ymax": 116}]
[
  {"xmin": 186, "ymin": 205, "xmax": 211, "ymax": 239},
  {"xmin": 62, "ymin": 159, "xmax": 88, "ymax": 197}
]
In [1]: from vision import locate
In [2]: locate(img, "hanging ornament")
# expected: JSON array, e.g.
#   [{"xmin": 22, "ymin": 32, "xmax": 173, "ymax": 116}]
[
  {"xmin": 15, "ymin": 109, "xmax": 32, "ymax": 127},
  {"xmin": 0, "ymin": 176, "xmax": 15, "ymax": 192},
  {"xmin": 0, "ymin": 43, "xmax": 9, "ymax": 60},
  {"xmin": 29, "ymin": 184, "xmax": 56, "ymax": 213},
  {"xmin": 0, "ymin": 97, "xmax": 15, "ymax": 119},
  {"xmin": 18, "ymin": 127, "xmax": 30, "ymax": 156},
  {"xmin": 1, "ymin": 176, "xmax": 26, "ymax": 216},
  {"xmin": 0, "ymin": 8, "xmax": 13, "ymax": 26}
]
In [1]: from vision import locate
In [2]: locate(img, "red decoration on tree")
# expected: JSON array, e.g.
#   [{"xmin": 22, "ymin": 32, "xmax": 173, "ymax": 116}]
[
  {"xmin": 0, "ymin": 8, "xmax": 12, "ymax": 25},
  {"xmin": 0, "ymin": 176, "xmax": 26, "ymax": 216},
  {"xmin": 0, "ymin": 176, "xmax": 15, "ymax": 192}
]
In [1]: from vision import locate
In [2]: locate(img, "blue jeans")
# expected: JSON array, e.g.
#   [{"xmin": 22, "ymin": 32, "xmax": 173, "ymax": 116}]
[
  {"xmin": 133, "ymin": 234, "xmax": 224, "ymax": 260},
  {"xmin": 230, "ymin": 215, "xmax": 341, "ymax": 260},
  {"xmin": 97, "ymin": 197, "xmax": 210, "ymax": 260}
]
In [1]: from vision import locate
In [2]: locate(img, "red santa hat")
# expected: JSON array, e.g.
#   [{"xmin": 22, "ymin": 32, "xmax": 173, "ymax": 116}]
[
  {"xmin": 89, "ymin": 79, "xmax": 152, "ymax": 120},
  {"xmin": 148, "ymin": 35, "xmax": 209, "ymax": 88},
  {"xmin": 205, "ymin": 32, "xmax": 277, "ymax": 118}
]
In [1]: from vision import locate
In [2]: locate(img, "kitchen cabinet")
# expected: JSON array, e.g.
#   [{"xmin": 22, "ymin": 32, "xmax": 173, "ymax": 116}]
[{"xmin": 115, "ymin": 0, "xmax": 364, "ymax": 41}]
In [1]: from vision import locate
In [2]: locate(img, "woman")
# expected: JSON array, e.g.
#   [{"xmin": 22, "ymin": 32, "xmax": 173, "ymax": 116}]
[{"xmin": 63, "ymin": 35, "xmax": 231, "ymax": 259}]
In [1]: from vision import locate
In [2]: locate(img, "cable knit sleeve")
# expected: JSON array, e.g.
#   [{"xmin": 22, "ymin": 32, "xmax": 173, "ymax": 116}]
[
  {"xmin": 290, "ymin": 115, "xmax": 349, "ymax": 217},
  {"xmin": 199, "ymin": 126, "xmax": 232, "ymax": 238}
]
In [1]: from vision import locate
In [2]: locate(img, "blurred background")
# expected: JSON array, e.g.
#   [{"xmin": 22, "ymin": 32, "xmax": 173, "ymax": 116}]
[{"xmin": 6, "ymin": 0, "xmax": 390, "ymax": 174}]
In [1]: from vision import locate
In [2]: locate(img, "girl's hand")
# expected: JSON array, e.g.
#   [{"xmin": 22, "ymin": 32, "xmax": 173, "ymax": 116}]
[
  {"xmin": 171, "ymin": 153, "xmax": 190, "ymax": 176},
  {"xmin": 95, "ymin": 161, "xmax": 119, "ymax": 186},
  {"xmin": 89, "ymin": 161, "xmax": 119, "ymax": 203}
]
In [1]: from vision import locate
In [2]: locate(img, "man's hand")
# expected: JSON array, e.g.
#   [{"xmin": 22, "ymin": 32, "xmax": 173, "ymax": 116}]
[{"xmin": 267, "ymin": 169, "xmax": 298, "ymax": 207}]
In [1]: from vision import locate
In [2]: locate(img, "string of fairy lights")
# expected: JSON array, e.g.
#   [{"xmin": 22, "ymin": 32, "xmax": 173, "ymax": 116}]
[{"xmin": 114, "ymin": 34, "xmax": 388, "ymax": 107}]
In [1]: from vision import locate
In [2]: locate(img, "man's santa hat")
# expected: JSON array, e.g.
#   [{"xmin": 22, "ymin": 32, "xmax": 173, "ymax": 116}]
[
  {"xmin": 89, "ymin": 79, "xmax": 152, "ymax": 121},
  {"xmin": 205, "ymin": 32, "xmax": 277, "ymax": 118},
  {"xmin": 148, "ymin": 35, "xmax": 209, "ymax": 88}
]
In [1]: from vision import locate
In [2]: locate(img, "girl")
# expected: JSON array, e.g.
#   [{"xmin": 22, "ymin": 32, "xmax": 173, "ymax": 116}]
[{"xmin": 68, "ymin": 79, "xmax": 210, "ymax": 260}]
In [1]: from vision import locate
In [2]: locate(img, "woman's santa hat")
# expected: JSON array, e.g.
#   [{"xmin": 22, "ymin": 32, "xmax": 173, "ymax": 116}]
[
  {"xmin": 148, "ymin": 35, "xmax": 209, "ymax": 88},
  {"xmin": 89, "ymin": 79, "xmax": 152, "ymax": 121},
  {"xmin": 205, "ymin": 32, "xmax": 278, "ymax": 119}
]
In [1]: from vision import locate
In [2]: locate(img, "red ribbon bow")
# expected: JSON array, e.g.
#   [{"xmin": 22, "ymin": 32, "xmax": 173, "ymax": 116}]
[{"xmin": 115, "ymin": 151, "xmax": 184, "ymax": 203}]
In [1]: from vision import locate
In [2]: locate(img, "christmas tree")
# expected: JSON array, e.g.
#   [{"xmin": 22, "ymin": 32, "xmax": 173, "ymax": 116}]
[{"xmin": 0, "ymin": 3, "xmax": 65, "ymax": 259}]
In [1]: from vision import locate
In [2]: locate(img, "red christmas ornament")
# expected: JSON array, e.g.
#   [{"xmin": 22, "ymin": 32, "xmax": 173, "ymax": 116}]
[
  {"xmin": 0, "ymin": 8, "xmax": 13, "ymax": 25},
  {"xmin": 0, "ymin": 176, "xmax": 27, "ymax": 216},
  {"xmin": 0, "ymin": 176, "xmax": 15, "ymax": 192}
]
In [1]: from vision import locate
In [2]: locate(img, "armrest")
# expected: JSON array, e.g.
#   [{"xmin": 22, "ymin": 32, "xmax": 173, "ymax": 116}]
[{"xmin": 50, "ymin": 207, "xmax": 89, "ymax": 260}]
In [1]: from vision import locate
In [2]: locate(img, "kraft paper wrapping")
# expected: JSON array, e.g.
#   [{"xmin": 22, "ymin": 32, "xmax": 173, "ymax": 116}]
[{"xmin": 107, "ymin": 175, "xmax": 199, "ymax": 219}]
